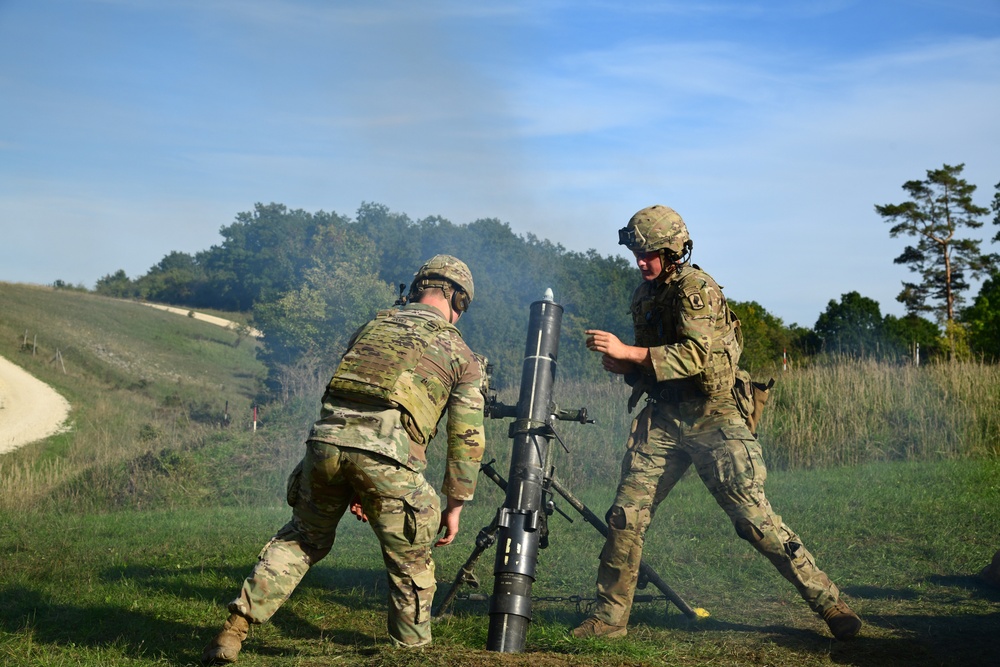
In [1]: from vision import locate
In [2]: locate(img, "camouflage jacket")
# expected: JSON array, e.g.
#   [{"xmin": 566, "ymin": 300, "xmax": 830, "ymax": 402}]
[
  {"xmin": 629, "ymin": 263, "xmax": 742, "ymax": 399},
  {"xmin": 309, "ymin": 303, "xmax": 486, "ymax": 501}
]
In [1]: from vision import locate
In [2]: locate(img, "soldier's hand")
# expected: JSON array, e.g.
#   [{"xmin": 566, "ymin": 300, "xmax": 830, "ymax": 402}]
[
  {"xmin": 586, "ymin": 329, "xmax": 653, "ymax": 371},
  {"xmin": 349, "ymin": 494, "xmax": 368, "ymax": 522},
  {"xmin": 586, "ymin": 330, "xmax": 625, "ymax": 357},
  {"xmin": 602, "ymin": 355, "xmax": 633, "ymax": 375},
  {"xmin": 435, "ymin": 497, "xmax": 465, "ymax": 546}
]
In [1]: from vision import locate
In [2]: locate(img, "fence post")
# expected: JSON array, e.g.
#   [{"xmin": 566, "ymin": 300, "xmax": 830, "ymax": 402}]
[{"xmin": 50, "ymin": 349, "xmax": 67, "ymax": 374}]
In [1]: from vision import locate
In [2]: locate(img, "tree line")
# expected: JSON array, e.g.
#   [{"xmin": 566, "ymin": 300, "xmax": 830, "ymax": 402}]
[{"xmin": 81, "ymin": 164, "xmax": 1000, "ymax": 395}]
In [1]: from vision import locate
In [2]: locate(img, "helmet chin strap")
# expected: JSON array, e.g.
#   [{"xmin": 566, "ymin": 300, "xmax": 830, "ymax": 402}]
[
  {"xmin": 657, "ymin": 251, "xmax": 678, "ymax": 281},
  {"xmin": 411, "ymin": 279, "xmax": 463, "ymax": 321},
  {"xmin": 443, "ymin": 286, "xmax": 459, "ymax": 322},
  {"xmin": 679, "ymin": 242, "xmax": 693, "ymax": 265},
  {"xmin": 657, "ymin": 243, "xmax": 693, "ymax": 280}
]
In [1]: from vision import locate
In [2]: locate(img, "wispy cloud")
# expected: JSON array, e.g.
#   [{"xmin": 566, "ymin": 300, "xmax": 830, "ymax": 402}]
[{"xmin": 2, "ymin": 0, "xmax": 998, "ymax": 325}]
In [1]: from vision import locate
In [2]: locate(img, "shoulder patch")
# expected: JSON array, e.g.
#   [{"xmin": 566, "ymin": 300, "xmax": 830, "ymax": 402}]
[{"xmin": 688, "ymin": 293, "xmax": 705, "ymax": 310}]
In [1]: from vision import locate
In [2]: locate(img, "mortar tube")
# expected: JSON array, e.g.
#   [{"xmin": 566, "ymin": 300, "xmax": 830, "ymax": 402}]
[{"xmin": 486, "ymin": 295, "xmax": 563, "ymax": 652}]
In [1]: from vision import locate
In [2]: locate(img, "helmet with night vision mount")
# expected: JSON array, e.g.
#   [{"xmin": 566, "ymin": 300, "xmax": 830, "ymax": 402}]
[{"xmin": 618, "ymin": 205, "xmax": 693, "ymax": 263}]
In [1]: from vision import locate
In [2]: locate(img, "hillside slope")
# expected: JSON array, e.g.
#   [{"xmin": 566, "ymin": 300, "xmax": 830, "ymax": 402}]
[{"xmin": 0, "ymin": 282, "xmax": 269, "ymax": 511}]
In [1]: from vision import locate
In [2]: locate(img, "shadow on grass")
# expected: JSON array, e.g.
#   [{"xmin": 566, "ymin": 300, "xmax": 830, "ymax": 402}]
[
  {"xmin": 0, "ymin": 585, "xmax": 272, "ymax": 665},
  {"xmin": 99, "ymin": 562, "xmax": 388, "ymax": 611},
  {"xmin": 0, "ymin": 563, "xmax": 394, "ymax": 665},
  {"xmin": 925, "ymin": 574, "xmax": 1000, "ymax": 601},
  {"xmin": 6, "ymin": 567, "xmax": 997, "ymax": 666},
  {"xmin": 519, "ymin": 578, "xmax": 1000, "ymax": 667},
  {"xmin": 825, "ymin": 611, "xmax": 1000, "ymax": 667},
  {"xmin": 829, "ymin": 579, "xmax": 1000, "ymax": 667}
]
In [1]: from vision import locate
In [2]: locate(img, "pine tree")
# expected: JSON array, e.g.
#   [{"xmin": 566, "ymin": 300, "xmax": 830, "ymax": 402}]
[{"xmin": 875, "ymin": 163, "xmax": 993, "ymax": 323}]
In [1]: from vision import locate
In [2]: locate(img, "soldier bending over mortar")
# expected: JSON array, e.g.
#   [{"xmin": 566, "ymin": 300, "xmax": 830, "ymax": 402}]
[{"xmin": 202, "ymin": 255, "xmax": 487, "ymax": 664}]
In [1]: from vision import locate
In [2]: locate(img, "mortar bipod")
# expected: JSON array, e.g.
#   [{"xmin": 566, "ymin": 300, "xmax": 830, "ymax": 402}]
[{"xmin": 433, "ymin": 457, "xmax": 699, "ymax": 620}]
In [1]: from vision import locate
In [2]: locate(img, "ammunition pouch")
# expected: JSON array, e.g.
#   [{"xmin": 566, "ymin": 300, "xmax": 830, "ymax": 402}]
[
  {"xmin": 733, "ymin": 369, "xmax": 775, "ymax": 436},
  {"xmin": 399, "ymin": 410, "xmax": 434, "ymax": 445},
  {"xmin": 285, "ymin": 460, "xmax": 303, "ymax": 508}
]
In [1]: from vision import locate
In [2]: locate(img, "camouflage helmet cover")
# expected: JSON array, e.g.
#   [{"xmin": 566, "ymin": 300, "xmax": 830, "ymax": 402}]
[
  {"xmin": 619, "ymin": 205, "xmax": 692, "ymax": 259},
  {"xmin": 411, "ymin": 254, "xmax": 475, "ymax": 306}
]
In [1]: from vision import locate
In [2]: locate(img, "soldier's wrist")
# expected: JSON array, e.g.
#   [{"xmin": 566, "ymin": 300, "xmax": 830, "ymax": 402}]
[{"xmin": 444, "ymin": 497, "xmax": 466, "ymax": 510}]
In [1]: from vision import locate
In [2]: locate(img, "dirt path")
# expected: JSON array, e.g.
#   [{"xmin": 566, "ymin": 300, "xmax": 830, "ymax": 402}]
[
  {"xmin": 138, "ymin": 302, "xmax": 263, "ymax": 337},
  {"xmin": 0, "ymin": 354, "xmax": 71, "ymax": 455}
]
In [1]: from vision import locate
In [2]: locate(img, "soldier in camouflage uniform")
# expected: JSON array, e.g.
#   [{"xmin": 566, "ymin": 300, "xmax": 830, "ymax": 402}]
[
  {"xmin": 202, "ymin": 255, "xmax": 487, "ymax": 665},
  {"xmin": 571, "ymin": 206, "xmax": 862, "ymax": 641}
]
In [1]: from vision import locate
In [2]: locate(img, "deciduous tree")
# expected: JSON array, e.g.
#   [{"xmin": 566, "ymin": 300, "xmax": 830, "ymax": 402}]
[
  {"xmin": 729, "ymin": 300, "xmax": 794, "ymax": 372},
  {"xmin": 962, "ymin": 274, "xmax": 1000, "ymax": 360},
  {"xmin": 252, "ymin": 227, "xmax": 395, "ymax": 398},
  {"xmin": 813, "ymin": 291, "xmax": 887, "ymax": 357},
  {"xmin": 94, "ymin": 269, "xmax": 138, "ymax": 298}
]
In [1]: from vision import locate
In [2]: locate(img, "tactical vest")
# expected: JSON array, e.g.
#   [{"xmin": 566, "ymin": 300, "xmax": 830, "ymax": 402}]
[
  {"xmin": 326, "ymin": 308, "xmax": 456, "ymax": 444},
  {"xmin": 632, "ymin": 266, "xmax": 743, "ymax": 397}
]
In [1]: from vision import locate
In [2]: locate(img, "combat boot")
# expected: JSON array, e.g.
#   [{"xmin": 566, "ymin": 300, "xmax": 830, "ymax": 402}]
[
  {"xmin": 978, "ymin": 549, "xmax": 1000, "ymax": 587},
  {"xmin": 822, "ymin": 601, "xmax": 862, "ymax": 640},
  {"xmin": 570, "ymin": 617, "xmax": 627, "ymax": 639},
  {"xmin": 201, "ymin": 613, "xmax": 250, "ymax": 665}
]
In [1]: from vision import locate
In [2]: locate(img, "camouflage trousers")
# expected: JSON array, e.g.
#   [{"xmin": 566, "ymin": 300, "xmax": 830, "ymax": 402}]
[
  {"xmin": 592, "ymin": 397, "xmax": 843, "ymax": 626},
  {"xmin": 228, "ymin": 441, "xmax": 441, "ymax": 647}
]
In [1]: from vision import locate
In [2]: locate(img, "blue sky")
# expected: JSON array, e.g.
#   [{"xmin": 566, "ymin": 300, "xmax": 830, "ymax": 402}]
[{"xmin": 2, "ymin": 0, "xmax": 998, "ymax": 327}]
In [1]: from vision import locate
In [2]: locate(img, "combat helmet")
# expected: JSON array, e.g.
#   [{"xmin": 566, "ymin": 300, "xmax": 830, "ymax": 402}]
[
  {"xmin": 618, "ymin": 205, "xmax": 693, "ymax": 263},
  {"xmin": 409, "ymin": 254, "xmax": 474, "ymax": 312}
]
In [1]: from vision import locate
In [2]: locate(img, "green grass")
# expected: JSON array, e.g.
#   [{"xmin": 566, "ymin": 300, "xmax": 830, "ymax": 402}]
[
  {"xmin": 1, "ymin": 459, "xmax": 997, "ymax": 666},
  {"xmin": 0, "ymin": 283, "xmax": 267, "ymax": 512},
  {"xmin": 2, "ymin": 282, "xmax": 999, "ymax": 666},
  {"xmin": 0, "ymin": 284, "xmax": 261, "ymax": 402}
]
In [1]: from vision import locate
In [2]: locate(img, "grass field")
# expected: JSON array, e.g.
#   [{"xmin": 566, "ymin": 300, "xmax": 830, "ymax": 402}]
[
  {"xmin": 1, "ymin": 282, "xmax": 998, "ymax": 666},
  {"xmin": 2, "ymin": 459, "xmax": 997, "ymax": 666},
  {"xmin": 0, "ymin": 283, "xmax": 266, "ymax": 512}
]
